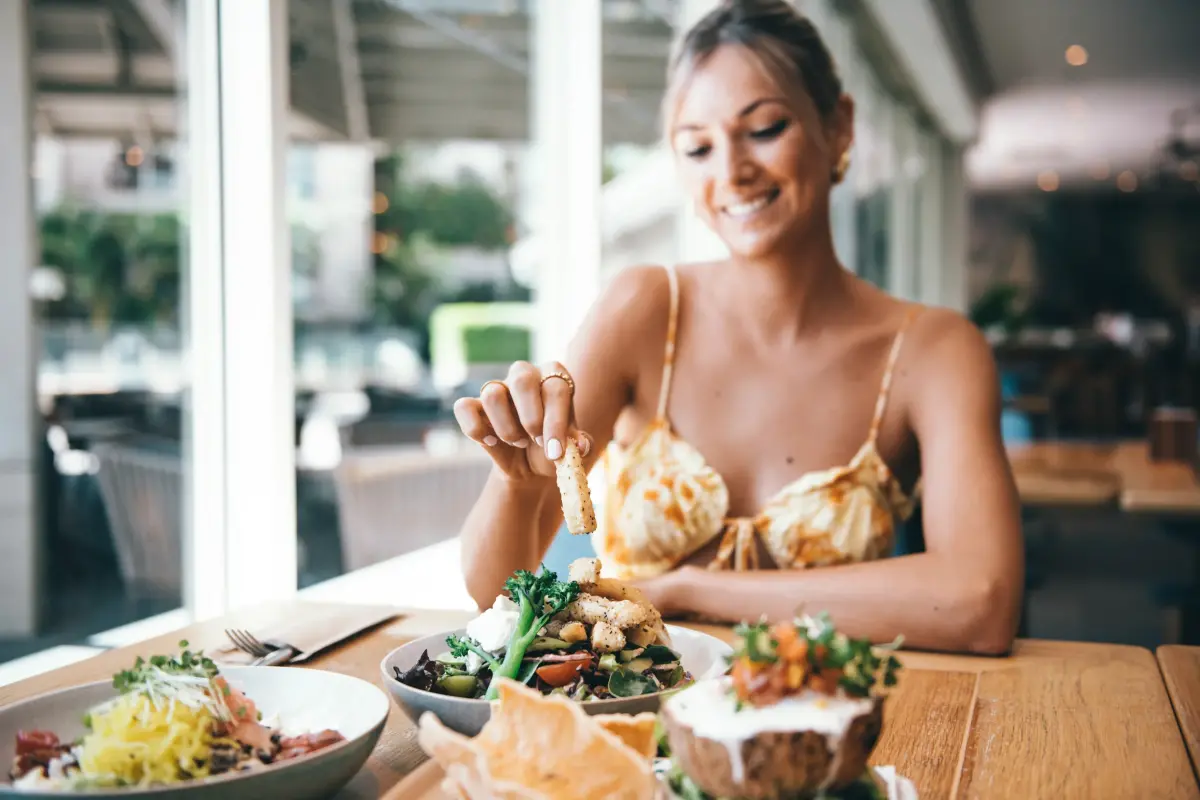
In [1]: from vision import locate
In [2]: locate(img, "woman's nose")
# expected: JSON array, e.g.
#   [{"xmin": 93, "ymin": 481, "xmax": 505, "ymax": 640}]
[{"xmin": 715, "ymin": 142, "xmax": 756, "ymax": 186}]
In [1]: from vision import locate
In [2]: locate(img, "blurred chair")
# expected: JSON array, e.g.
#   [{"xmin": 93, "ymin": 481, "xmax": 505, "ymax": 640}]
[
  {"xmin": 331, "ymin": 446, "xmax": 493, "ymax": 572},
  {"xmin": 91, "ymin": 439, "xmax": 183, "ymax": 600}
]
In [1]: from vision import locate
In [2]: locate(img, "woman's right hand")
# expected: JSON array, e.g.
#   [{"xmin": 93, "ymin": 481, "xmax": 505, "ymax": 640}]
[{"xmin": 452, "ymin": 361, "xmax": 592, "ymax": 482}]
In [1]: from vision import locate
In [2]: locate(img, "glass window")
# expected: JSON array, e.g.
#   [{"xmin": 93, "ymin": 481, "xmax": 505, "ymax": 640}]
[
  {"xmin": 287, "ymin": 0, "xmax": 539, "ymax": 590},
  {"xmin": 600, "ymin": 8, "xmax": 677, "ymax": 277},
  {"xmin": 854, "ymin": 77, "xmax": 893, "ymax": 288},
  {"xmin": 4, "ymin": 0, "xmax": 193, "ymax": 674}
]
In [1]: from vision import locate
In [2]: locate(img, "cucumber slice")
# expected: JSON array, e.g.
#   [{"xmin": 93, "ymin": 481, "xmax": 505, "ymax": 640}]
[
  {"xmin": 528, "ymin": 637, "xmax": 571, "ymax": 653},
  {"xmin": 618, "ymin": 647, "xmax": 645, "ymax": 663},
  {"xmin": 598, "ymin": 653, "xmax": 619, "ymax": 672},
  {"xmin": 624, "ymin": 657, "xmax": 653, "ymax": 674},
  {"xmin": 436, "ymin": 675, "xmax": 479, "ymax": 698}
]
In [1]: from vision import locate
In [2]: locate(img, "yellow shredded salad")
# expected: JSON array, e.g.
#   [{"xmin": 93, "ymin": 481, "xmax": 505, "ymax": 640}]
[{"xmin": 76, "ymin": 692, "xmax": 236, "ymax": 787}]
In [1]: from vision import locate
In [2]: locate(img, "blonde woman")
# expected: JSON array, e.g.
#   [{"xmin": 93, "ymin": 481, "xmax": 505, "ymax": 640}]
[{"xmin": 452, "ymin": 0, "xmax": 1023, "ymax": 654}]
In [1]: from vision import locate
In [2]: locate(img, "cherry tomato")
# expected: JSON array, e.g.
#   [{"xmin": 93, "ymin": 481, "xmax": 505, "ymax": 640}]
[
  {"xmin": 535, "ymin": 659, "xmax": 592, "ymax": 687},
  {"xmin": 15, "ymin": 730, "xmax": 59, "ymax": 755}
]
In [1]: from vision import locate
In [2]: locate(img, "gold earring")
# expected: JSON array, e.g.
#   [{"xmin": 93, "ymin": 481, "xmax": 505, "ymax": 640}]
[{"xmin": 832, "ymin": 151, "xmax": 851, "ymax": 184}]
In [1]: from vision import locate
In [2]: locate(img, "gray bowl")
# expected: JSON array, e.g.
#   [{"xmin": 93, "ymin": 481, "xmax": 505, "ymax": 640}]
[
  {"xmin": 379, "ymin": 625, "xmax": 731, "ymax": 737},
  {"xmin": 0, "ymin": 667, "xmax": 389, "ymax": 798}
]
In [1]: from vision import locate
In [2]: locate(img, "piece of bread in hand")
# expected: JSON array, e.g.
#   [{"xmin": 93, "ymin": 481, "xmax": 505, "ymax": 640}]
[{"xmin": 555, "ymin": 438, "xmax": 596, "ymax": 535}]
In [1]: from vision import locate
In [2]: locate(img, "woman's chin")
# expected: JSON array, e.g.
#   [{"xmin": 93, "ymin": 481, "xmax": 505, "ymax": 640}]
[{"xmin": 721, "ymin": 231, "xmax": 792, "ymax": 261}]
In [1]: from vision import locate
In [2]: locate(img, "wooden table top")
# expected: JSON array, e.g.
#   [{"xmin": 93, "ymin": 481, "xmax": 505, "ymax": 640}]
[
  {"xmin": 1159, "ymin": 645, "xmax": 1200, "ymax": 783},
  {"xmin": 1, "ymin": 602, "xmax": 1196, "ymax": 799},
  {"xmin": 1008, "ymin": 440, "xmax": 1200, "ymax": 514}
]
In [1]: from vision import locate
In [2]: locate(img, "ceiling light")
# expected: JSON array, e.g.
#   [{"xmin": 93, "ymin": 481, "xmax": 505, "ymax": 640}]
[
  {"xmin": 1116, "ymin": 170, "xmax": 1138, "ymax": 192},
  {"xmin": 1037, "ymin": 171, "xmax": 1059, "ymax": 192},
  {"xmin": 1065, "ymin": 45, "xmax": 1088, "ymax": 66}
]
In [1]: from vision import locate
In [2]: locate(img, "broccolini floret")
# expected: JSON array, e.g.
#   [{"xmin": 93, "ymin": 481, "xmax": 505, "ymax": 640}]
[{"xmin": 484, "ymin": 568, "xmax": 580, "ymax": 699}]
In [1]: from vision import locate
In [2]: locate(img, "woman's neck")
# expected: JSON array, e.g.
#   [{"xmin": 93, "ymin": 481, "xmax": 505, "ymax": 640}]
[{"xmin": 725, "ymin": 225, "xmax": 854, "ymax": 347}]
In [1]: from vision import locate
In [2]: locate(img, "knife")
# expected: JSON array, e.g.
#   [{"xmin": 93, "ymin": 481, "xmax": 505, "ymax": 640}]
[{"xmin": 249, "ymin": 646, "xmax": 300, "ymax": 667}]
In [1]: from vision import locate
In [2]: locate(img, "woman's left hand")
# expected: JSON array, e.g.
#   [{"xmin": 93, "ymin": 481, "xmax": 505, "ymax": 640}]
[{"xmin": 633, "ymin": 566, "xmax": 701, "ymax": 619}]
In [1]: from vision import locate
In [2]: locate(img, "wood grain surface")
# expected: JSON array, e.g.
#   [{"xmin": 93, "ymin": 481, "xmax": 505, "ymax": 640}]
[
  {"xmin": 1159, "ymin": 645, "xmax": 1200, "ymax": 783},
  {"xmin": 1, "ymin": 603, "xmax": 1195, "ymax": 798}
]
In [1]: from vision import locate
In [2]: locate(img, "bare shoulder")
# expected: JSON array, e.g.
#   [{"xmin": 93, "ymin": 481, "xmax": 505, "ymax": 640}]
[
  {"xmin": 596, "ymin": 263, "xmax": 672, "ymax": 322},
  {"xmin": 583, "ymin": 264, "xmax": 672, "ymax": 345},
  {"xmin": 900, "ymin": 305, "xmax": 1002, "ymax": 424},
  {"xmin": 905, "ymin": 305, "xmax": 997, "ymax": 380},
  {"xmin": 569, "ymin": 264, "xmax": 673, "ymax": 382}
]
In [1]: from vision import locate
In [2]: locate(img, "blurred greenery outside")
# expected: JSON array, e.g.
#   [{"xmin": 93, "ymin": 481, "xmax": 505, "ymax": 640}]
[{"xmin": 36, "ymin": 149, "xmax": 537, "ymax": 365}]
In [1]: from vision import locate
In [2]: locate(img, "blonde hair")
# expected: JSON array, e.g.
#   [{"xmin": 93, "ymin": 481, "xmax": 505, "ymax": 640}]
[{"xmin": 662, "ymin": 0, "xmax": 844, "ymax": 136}]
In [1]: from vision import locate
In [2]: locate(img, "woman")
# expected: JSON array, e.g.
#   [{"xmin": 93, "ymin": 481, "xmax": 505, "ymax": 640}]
[{"xmin": 452, "ymin": 0, "xmax": 1024, "ymax": 654}]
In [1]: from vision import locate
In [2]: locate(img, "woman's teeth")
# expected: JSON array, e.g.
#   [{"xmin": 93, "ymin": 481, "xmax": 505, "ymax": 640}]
[{"xmin": 723, "ymin": 192, "xmax": 775, "ymax": 219}]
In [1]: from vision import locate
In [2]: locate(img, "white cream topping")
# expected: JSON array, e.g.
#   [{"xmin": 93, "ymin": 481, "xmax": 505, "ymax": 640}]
[{"xmin": 464, "ymin": 595, "xmax": 521, "ymax": 655}]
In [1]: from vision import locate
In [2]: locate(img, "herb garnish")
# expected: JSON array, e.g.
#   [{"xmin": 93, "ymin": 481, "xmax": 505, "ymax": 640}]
[
  {"xmin": 112, "ymin": 640, "xmax": 219, "ymax": 694},
  {"xmin": 729, "ymin": 614, "xmax": 903, "ymax": 705}
]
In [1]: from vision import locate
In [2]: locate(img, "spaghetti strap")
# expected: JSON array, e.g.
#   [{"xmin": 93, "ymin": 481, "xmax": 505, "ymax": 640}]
[
  {"xmin": 655, "ymin": 264, "xmax": 680, "ymax": 420},
  {"xmin": 868, "ymin": 307, "xmax": 920, "ymax": 441}
]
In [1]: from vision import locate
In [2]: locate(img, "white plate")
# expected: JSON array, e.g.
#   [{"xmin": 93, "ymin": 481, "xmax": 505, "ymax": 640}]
[
  {"xmin": 380, "ymin": 624, "xmax": 732, "ymax": 737},
  {"xmin": 0, "ymin": 667, "xmax": 389, "ymax": 798}
]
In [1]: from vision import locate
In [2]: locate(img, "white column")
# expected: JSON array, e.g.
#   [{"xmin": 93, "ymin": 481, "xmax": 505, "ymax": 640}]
[
  {"xmin": 918, "ymin": 133, "xmax": 945, "ymax": 306},
  {"xmin": 221, "ymin": 0, "xmax": 295, "ymax": 608},
  {"xmin": 314, "ymin": 145, "xmax": 374, "ymax": 321},
  {"xmin": 531, "ymin": 0, "xmax": 602, "ymax": 364},
  {"xmin": 0, "ymin": 0, "xmax": 39, "ymax": 637},
  {"xmin": 183, "ymin": 0, "xmax": 228, "ymax": 618},
  {"xmin": 938, "ymin": 142, "xmax": 969, "ymax": 313},
  {"xmin": 673, "ymin": 0, "xmax": 730, "ymax": 263},
  {"xmin": 889, "ymin": 107, "xmax": 916, "ymax": 300},
  {"xmin": 823, "ymin": 5, "xmax": 860, "ymax": 272}
]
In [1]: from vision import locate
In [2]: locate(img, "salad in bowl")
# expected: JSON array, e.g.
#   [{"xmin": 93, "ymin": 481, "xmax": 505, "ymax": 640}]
[
  {"xmin": 1, "ymin": 642, "xmax": 389, "ymax": 798},
  {"xmin": 394, "ymin": 558, "xmax": 695, "ymax": 703},
  {"xmin": 382, "ymin": 558, "xmax": 730, "ymax": 736}
]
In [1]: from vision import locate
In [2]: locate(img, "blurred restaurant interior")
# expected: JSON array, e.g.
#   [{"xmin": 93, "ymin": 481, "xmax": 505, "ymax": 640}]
[{"xmin": 2, "ymin": 0, "xmax": 1200, "ymax": 684}]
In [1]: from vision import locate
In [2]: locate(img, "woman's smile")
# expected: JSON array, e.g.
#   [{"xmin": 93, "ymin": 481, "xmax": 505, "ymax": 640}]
[{"xmin": 721, "ymin": 187, "xmax": 781, "ymax": 220}]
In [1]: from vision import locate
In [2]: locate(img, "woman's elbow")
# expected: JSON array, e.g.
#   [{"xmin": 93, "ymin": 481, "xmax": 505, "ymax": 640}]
[
  {"xmin": 959, "ymin": 575, "xmax": 1021, "ymax": 655},
  {"xmin": 460, "ymin": 551, "xmax": 500, "ymax": 612}
]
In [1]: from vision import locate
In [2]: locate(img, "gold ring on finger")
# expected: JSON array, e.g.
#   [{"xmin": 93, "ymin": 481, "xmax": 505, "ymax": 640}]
[
  {"xmin": 479, "ymin": 379, "xmax": 507, "ymax": 396},
  {"xmin": 540, "ymin": 371, "xmax": 575, "ymax": 395}
]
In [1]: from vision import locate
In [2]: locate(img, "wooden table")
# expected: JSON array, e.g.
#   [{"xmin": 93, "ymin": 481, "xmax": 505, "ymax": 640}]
[
  {"xmin": 1008, "ymin": 440, "xmax": 1200, "ymax": 513},
  {"xmin": 1159, "ymin": 645, "xmax": 1200, "ymax": 782},
  {"xmin": 1, "ymin": 603, "xmax": 1196, "ymax": 799}
]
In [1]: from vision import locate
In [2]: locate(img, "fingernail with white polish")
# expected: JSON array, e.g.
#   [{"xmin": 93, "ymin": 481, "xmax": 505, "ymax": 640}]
[
  {"xmin": 483, "ymin": 435, "xmax": 498, "ymax": 447},
  {"xmin": 578, "ymin": 435, "xmax": 590, "ymax": 456},
  {"xmin": 535, "ymin": 436, "xmax": 544, "ymax": 447},
  {"xmin": 546, "ymin": 438, "xmax": 563, "ymax": 460},
  {"xmin": 514, "ymin": 438, "xmax": 530, "ymax": 448}
]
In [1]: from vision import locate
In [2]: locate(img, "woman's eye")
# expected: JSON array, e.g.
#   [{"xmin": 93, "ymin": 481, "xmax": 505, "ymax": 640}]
[
  {"xmin": 683, "ymin": 144, "xmax": 711, "ymax": 159},
  {"xmin": 750, "ymin": 119, "xmax": 789, "ymax": 140}
]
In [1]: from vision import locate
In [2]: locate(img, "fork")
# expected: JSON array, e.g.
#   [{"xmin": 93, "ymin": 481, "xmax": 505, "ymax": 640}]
[{"xmin": 225, "ymin": 629, "xmax": 299, "ymax": 666}]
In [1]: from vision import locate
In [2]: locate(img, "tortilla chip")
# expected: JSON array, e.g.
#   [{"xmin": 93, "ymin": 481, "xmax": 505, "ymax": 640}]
[
  {"xmin": 555, "ymin": 438, "xmax": 597, "ymax": 535},
  {"xmin": 595, "ymin": 714, "xmax": 659, "ymax": 760},
  {"xmin": 417, "ymin": 678, "xmax": 658, "ymax": 800}
]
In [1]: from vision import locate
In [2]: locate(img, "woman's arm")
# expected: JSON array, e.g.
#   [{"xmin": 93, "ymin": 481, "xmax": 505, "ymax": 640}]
[
  {"xmin": 457, "ymin": 265, "xmax": 673, "ymax": 608},
  {"xmin": 645, "ymin": 311, "xmax": 1025, "ymax": 654}
]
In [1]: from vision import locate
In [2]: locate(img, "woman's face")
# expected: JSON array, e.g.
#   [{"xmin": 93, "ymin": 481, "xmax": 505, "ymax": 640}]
[{"xmin": 670, "ymin": 44, "xmax": 852, "ymax": 259}]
